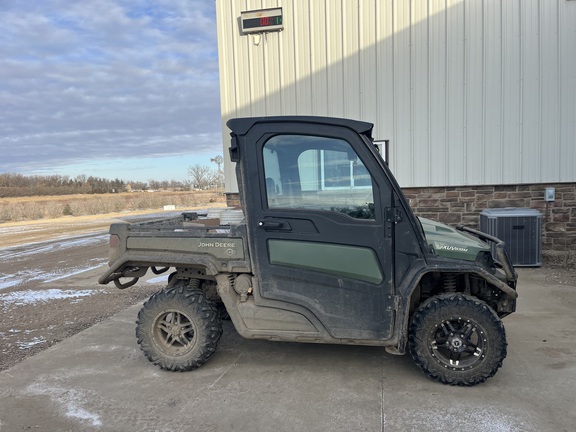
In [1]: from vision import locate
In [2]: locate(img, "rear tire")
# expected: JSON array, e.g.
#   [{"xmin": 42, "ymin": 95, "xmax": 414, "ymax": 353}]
[
  {"xmin": 408, "ymin": 293, "xmax": 507, "ymax": 386},
  {"xmin": 136, "ymin": 282, "xmax": 222, "ymax": 371}
]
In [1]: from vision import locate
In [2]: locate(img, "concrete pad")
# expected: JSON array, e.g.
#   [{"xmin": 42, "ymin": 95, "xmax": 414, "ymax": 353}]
[{"xmin": 1, "ymin": 268, "xmax": 575, "ymax": 431}]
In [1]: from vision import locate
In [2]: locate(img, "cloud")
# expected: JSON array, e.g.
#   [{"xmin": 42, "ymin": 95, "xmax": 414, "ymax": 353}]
[{"xmin": 0, "ymin": 0, "xmax": 222, "ymax": 181}]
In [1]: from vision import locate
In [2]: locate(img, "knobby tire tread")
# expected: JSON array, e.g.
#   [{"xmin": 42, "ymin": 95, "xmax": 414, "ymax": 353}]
[
  {"xmin": 136, "ymin": 282, "xmax": 223, "ymax": 372},
  {"xmin": 408, "ymin": 293, "xmax": 507, "ymax": 386}
]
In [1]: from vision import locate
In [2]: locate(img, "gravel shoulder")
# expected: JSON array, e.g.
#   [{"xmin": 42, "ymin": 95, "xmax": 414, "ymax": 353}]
[
  {"xmin": 0, "ymin": 208, "xmax": 213, "ymax": 248},
  {"xmin": 0, "ymin": 208, "xmax": 225, "ymax": 371}
]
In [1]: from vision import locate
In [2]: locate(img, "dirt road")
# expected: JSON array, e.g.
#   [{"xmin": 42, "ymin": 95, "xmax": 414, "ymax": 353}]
[{"xmin": 0, "ymin": 213, "xmax": 180, "ymax": 371}]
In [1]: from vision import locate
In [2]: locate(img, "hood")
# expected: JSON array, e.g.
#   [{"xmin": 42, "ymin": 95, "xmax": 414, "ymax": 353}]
[{"xmin": 418, "ymin": 217, "xmax": 490, "ymax": 262}]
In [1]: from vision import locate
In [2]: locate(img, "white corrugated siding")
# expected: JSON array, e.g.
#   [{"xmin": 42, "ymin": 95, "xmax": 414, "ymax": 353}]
[{"xmin": 217, "ymin": 0, "xmax": 576, "ymax": 192}]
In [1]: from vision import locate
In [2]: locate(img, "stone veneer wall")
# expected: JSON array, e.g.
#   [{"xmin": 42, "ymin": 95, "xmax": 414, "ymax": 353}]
[
  {"xmin": 226, "ymin": 182, "xmax": 576, "ymax": 266},
  {"xmin": 226, "ymin": 193, "xmax": 241, "ymax": 209},
  {"xmin": 403, "ymin": 183, "xmax": 576, "ymax": 266}
]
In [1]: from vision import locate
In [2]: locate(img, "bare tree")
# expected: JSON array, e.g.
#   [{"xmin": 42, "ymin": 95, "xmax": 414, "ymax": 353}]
[
  {"xmin": 187, "ymin": 164, "xmax": 214, "ymax": 189},
  {"xmin": 210, "ymin": 169, "xmax": 225, "ymax": 189},
  {"xmin": 181, "ymin": 179, "xmax": 194, "ymax": 190},
  {"xmin": 148, "ymin": 179, "xmax": 161, "ymax": 190}
]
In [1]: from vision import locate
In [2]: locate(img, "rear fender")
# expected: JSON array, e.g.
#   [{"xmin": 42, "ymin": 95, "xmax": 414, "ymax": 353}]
[{"xmin": 97, "ymin": 252, "xmax": 222, "ymax": 286}]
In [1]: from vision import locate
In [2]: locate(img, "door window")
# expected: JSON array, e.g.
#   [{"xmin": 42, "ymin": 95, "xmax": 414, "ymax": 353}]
[{"xmin": 263, "ymin": 135, "xmax": 375, "ymax": 219}]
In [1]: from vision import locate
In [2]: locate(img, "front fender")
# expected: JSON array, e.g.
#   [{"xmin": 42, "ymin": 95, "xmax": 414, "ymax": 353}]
[{"xmin": 388, "ymin": 258, "xmax": 518, "ymax": 355}]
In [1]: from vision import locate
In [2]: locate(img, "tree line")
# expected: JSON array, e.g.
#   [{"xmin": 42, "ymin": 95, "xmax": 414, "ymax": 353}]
[
  {"xmin": 0, "ymin": 173, "xmax": 132, "ymax": 197},
  {"xmin": 0, "ymin": 162, "xmax": 224, "ymax": 198}
]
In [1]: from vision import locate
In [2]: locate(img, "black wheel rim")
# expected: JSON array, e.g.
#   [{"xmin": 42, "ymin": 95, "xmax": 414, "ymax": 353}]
[
  {"xmin": 428, "ymin": 316, "xmax": 487, "ymax": 370},
  {"xmin": 152, "ymin": 310, "xmax": 197, "ymax": 357}
]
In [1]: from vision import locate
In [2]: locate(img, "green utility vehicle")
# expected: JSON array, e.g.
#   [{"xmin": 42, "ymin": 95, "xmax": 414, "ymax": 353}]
[{"xmin": 99, "ymin": 116, "xmax": 518, "ymax": 386}]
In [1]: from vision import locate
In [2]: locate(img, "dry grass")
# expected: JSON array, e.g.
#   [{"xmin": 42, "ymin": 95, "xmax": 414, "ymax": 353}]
[
  {"xmin": 0, "ymin": 191, "xmax": 225, "ymax": 223},
  {"xmin": 543, "ymin": 250, "xmax": 576, "ymax": 269}
]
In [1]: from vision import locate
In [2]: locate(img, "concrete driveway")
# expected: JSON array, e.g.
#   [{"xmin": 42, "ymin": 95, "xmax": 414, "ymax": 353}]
[{"xmin": 0, "ymin": 268, "xmax": 574, "ymax": 432}]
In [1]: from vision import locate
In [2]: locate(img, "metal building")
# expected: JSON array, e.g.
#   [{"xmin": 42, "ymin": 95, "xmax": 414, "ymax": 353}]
[{"xmin": 216, "ymin": 0, "xmax": 576, "ymax": 194}]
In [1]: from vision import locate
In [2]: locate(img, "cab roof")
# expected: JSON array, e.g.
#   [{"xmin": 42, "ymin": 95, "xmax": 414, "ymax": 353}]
[{"xmin": 226, "ymin": 116, "xmax": 374, "ymax": 140}]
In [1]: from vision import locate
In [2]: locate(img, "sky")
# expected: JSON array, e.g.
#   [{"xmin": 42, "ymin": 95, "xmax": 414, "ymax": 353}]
[{"xmin": 0, "ymin": 0, "xmax": 222, "ymax": 183}]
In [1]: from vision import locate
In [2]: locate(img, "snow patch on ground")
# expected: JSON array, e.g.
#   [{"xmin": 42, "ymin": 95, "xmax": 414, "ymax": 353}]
[
  {"xmin": 42, "ymin": 263, "xmax": 106, "ymax": 283},
  {"xmin": 146, "ymin": 275, "xmax": 169, "ymax": 284},
  {"xmin": 0, "ymin": 234, "xmax": 107, "ymax": 261},
  {"xmin": 0, "ymin": 276, "xmax": 23, "ymax": 291},
  {"xmin": 0, "ymin": 261, "xmax": 107, "ymax": 291},
  {"xmin": 0, "ymin": 289, "xmax": 98, "ymax": 308},
  {"xmin": 26, "ymin": 383, "xmax": 102, "ymax": 427},
  {"xmin": 16, "ymin": 336, "xmax": 47, "ymax": 350},
  {"xmin": 1, "ymin": 329, "xmax": 46, "ymax": 349}
]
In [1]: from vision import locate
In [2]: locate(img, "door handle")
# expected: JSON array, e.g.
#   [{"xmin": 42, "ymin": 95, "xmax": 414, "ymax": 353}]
[{"xmin": 258, "ymin": 220, "xmax": 291, "ymax": 231}]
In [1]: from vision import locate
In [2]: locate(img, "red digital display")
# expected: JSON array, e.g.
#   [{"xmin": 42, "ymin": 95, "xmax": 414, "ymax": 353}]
[
  {"xmin": 241, "ymin": 8, "xmax": 283, "ymax": 33},
  {"xmin": 243, "ymin": 15, "xmax": 282, "ymax": 30}
]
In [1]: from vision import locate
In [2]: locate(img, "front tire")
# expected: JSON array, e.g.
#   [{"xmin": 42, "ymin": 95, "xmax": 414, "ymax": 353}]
[
  {"xmin": 136, "ymin": 282, "xmax": 223, "ymax": 371},
  {"xmin": 408, "ymin": 293, "xmax": 507, "ymax": 386}
]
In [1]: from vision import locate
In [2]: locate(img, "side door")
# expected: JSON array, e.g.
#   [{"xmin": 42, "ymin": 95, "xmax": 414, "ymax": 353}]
[{"xmin": 240, "ymin": 121, "xmax": 395, "ymax": 340}]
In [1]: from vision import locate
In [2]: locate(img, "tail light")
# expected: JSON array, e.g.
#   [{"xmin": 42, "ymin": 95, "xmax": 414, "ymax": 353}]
[{"xmin": 108, "ymin": 234, "xmax": 120, "ymax": 265}]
